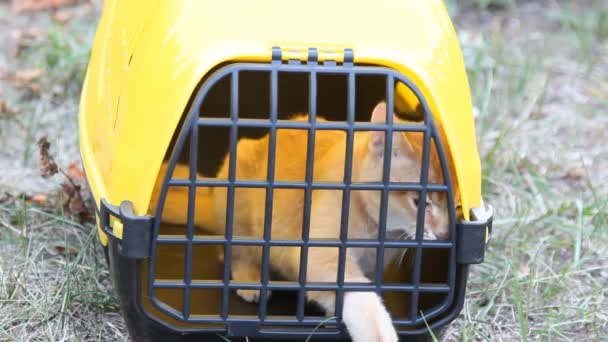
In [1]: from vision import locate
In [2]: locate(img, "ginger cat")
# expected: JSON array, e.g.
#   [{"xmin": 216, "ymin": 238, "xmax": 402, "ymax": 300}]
[{"xmin": 150, "ymin": 102, "xmax": 449, "ymax": 342}]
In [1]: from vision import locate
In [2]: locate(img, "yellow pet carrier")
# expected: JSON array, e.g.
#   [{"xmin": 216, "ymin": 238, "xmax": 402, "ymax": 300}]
[{"xmin": 79, "ymin": 0, "xmax": 493, "ymax": 341}]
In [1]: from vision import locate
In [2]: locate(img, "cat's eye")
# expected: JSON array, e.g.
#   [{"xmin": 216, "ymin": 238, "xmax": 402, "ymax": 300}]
[{"xmin": 413, "ymin": 197, "xmax": 431, "ymax": 208}]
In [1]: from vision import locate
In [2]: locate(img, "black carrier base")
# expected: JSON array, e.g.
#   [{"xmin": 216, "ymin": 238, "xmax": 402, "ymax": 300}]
[{"xmin": 105, "ymin": 240, "xmax": 454, "ymax": 342}]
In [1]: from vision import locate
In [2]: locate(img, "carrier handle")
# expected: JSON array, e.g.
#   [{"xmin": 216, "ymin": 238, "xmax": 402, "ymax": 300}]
[{"xmin": 271, "ymin": 46, "xmax": 354, "ymax": 66}]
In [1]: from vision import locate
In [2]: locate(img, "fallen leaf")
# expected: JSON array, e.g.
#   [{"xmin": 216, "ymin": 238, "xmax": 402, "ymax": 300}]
[
  {"xmin": 30, "ymin": 194, "xmax": 48, "ymax": 205},
  {"xmin": 68, "ymin": 193, "xmax": 86, "ymax": 214},
  {"xmin": 52, "ymin": 8, "xmax": 74, "ymax": 23},
  {"xmin": 9, "ymin": 69, "xmax": 44, "ymax": 93},
  {"xmin": 59, "ymin": 177, "xmax": 94, "ymax": 223},
  {"xmin": 0, "ymin": 192, "xmax": 13, "ymax": 204},
  {"xmin": 563, "ymin": 167, "xmax": 587, "ymax": 181},
  {"xmin": 61, "ymin": 180, "xmax": 76, "ymax": 196},
  {"xmin": 0, "ymin": 100, "xmax": 19, "ymax": 117},
  {"xmin": 67, "ymin": 161, "xmax": 85, "ymax": 182},
  {"xmin": 48, "ymin": 245, "xmax": 79, "ymax": 256},
  {"xmin": 26, "ymin": 83, "xmax": 41, "ymax": 94},
  {"xmin": 37, "ymin": 136, "xmax": 59, "ymax": 178},
  {"xmin": 13, "ymin": 0, "xmax": 80, "ymax": 13},
  {"xmin": 518, "ymin": 263, "xmax": 530, "ymax": 278},
  {"xmin": 34, "ymin": 138, "xmax": 95, "ymax": 223},
  {"xmin": 12, "ymin": 69, "xmax": 44, "ymax": 83},
  {"xmin": 19, "ymin": 27, "xmax": 45, "ymax": 40},
  {"xmin": 11, "ymin": 27, "xmax": 46, "ymax": 57}
]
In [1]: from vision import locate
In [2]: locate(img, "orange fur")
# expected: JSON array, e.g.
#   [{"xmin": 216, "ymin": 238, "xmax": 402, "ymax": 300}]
[{"xmin": 149, "ymin": 102, "xmax": 449, "ymax": 342}]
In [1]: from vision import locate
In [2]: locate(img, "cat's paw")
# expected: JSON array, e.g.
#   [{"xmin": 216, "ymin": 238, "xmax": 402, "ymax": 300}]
[
  {"xmin": 236, "ymin": 289, "xmax": 272, "ymax": 303},
  {"xmin": 343, "ymin": 292, "xmax": 398, "ymax": 342}
]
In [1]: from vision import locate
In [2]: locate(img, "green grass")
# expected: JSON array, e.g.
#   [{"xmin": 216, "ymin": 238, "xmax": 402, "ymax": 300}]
[
  {"xmin": 0, "ymin": 200, "xmax": 124, "ymax": 341},
  {"xmin": 1, "ymin": 0, "xmax": 607, "ymax": 341},
  {"xmin": 17, "ymin": 12, "xmax": 96, "ymax": 97},
  {"xmin": 446, "ymin": 0, "xmax": 514, "ymax": 17},
  {"xmin": 548, "ymin": 6, "xmax": 608, "ymax": 72},
  {"xmin": 443, "ymin": 1, "xmax": 608, "ymax": 340},
  {"xmin": 0, "ymin": 6, "xmax": 96, "ymax": 182}
]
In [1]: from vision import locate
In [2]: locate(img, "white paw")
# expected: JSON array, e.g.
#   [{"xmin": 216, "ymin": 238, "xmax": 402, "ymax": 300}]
[
  {"xmin": 343, "ymin": 292, "xmax": 399, "ymax": 342},
  {"xmin": 236, "ymin": 289, "xmax": 272, "ymax": 303}
]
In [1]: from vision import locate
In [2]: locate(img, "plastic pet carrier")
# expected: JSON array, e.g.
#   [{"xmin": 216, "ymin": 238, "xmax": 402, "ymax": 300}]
[{"xmin": 78, "ymin": 1, "xmax": 493, "ymax": 341}]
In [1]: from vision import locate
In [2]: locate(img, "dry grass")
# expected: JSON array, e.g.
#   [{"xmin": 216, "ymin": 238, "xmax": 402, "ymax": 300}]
[
  {"xmin": 0, "ymin": 200, "xmax": 126, "ymax": 341},
  {"xmin": 0, "ymin": 1, "xmax": 126, "ymax": 341},
  {"xmin": 444, "ymin": 0, "xmax": 608, "ymax": 340},
  {"xmin": 1, "ymin": 0, "xmax": 607, "ymax": 341}
]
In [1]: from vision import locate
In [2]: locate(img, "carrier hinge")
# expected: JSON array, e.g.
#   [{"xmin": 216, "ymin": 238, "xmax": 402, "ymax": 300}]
[
  {"xmin": 99, "ymin": 198, "xmax": 153, "ymax": 259},
  {"xmin": 456, "ymin": 203, "xmax": 493, "ymax": 264},
  {"xmin": 272, "ymin": 46, "xmax": 354, "ymax": 66}
]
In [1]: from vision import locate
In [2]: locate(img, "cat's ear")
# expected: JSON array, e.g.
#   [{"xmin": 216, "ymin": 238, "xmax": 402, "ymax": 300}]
[
  {"xmin": 369, "ymin": 102, "xmax": 389, "ymax": 156},
  {"xmin": 370, "ymin": 101, "xmax": 388, "ymax": 124},
  {"xmin": 369, "ymin": 102, "xmax": 415, "ymax": 159}
]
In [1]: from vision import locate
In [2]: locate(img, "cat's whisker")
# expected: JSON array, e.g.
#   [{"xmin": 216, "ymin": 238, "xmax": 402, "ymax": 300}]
[
  {"xmin": 391, "ymin": 227, "xmax": 415, "ymax": 239},
  {"xmin": 397, "ymin": 248, "xmax": 409, "ymax": 267},
  {"xmin": 393, "ymin": 229, "xmax": 417, "ymax": 267},
  {"xmin": 401, "ymin": 231, "xmax": 416, "ymax": 240}
]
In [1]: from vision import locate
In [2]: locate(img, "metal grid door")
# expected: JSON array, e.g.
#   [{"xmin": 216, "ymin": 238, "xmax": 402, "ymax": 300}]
[{"xmin": 147, "ymin": 47, "xmax": 462, "ymax": 338}]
